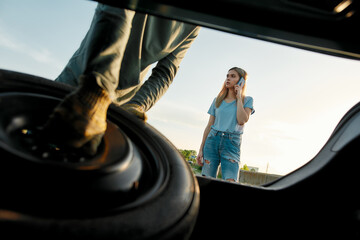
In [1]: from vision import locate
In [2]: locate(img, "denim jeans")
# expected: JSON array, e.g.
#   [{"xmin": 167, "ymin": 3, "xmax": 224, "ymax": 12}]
[{"xmin": 202, "ymin": 128, "xmax": 242, "ymax": 181}]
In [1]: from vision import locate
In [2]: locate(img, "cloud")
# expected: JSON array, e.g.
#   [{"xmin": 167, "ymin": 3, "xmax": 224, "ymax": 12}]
[
  {"xmin": 0, "ymin": 30, "xmax": 21, "ymax": 50},
  {"xmin": 146, "ymin": 100, "xmax": 208, "ymax": 150},
  {"xmin": 147, "ymin": 100, "xmax": 208, "ymax": 129},
  {"xmin": 0, "ymin": 25, "xmax": 62, "ymax": 69}
]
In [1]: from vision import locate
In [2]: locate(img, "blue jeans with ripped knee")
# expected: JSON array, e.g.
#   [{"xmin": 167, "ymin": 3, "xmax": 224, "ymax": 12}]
[{"xmin": 202, "ymin": 128, "xmax": 242, "ymax": 181}]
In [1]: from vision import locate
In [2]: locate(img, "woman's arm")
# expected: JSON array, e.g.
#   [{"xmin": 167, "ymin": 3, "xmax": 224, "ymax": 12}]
[
  {"xmin": 234, "ymin": 84, "xmax": 251, "ymax": 125},
  {"xmin": 196, "ymin": 115, "xmax": 215, "ymax": 166},
  {"xmin": 236, "ymin": 101, "xmax": 252, "ymax": 125}
]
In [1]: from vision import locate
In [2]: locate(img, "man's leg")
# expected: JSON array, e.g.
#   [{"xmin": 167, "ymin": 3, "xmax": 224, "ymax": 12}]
[{"xmin": 45, "ymin": 5, "xmax": 135, "ymax": 154}]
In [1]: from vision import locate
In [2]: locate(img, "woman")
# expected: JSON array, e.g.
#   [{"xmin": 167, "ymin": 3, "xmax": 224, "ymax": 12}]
[{"xmin": 196, "ymin": 67, "xmax": 255, "ymax": 182}]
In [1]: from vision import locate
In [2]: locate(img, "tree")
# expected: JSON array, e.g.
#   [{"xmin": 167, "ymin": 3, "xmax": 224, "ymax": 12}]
[
  {"xmin": 179, "ymin": 149, "xmax": 197, "ymax": 164},
  {"xmin": 241, "ymin": 164, "xmax": 249, "ymax": 171}
]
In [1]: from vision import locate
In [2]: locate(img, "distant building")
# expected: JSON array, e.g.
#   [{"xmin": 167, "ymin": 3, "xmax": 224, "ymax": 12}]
[
  {"xmin": 239, "ymin": 170, "xmax": 282, "ymax": 186},
  {"xmin": 247, "ymin": 166, "xmax": 259, "ymax": 172}
]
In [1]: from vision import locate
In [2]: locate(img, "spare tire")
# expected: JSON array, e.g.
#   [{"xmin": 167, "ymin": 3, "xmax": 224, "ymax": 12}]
[{"xmin": 0, "ymin": 69, "xmax": 199, "ymax": 240}]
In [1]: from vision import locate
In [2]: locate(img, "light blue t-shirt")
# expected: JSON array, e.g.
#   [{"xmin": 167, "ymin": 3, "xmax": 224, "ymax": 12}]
[{"xmin": 208, "ymin": 96, "xmax": 255, "ymax": 134}]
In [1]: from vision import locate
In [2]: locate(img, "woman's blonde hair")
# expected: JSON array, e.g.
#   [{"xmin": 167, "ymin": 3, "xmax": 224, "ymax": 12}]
[{"xmin": 215, "ymin": 67, "xmax": 247, "ymax": 108}]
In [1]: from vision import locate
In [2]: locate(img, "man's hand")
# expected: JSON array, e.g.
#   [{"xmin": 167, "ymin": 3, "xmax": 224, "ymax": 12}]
[
  {"xmin": 121, "ymin": 103, "xmax": 148, "ymax": 121},
  {"xmin": 41, "ymin": 75, "xmax": 112, "ymax": 156}
]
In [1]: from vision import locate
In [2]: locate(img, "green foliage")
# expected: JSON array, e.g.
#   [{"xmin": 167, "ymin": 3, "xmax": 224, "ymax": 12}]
[
  {"xmin": 192, "ymin": 164, "xmax": 202, "ymax": 175},
  {"xmin": 241, "ymin": 164, "xmax": 249, "ymax": 171},
  {"xmin": 179, "ymin": 149, "xmax": 197, "ymax": 164},
  {"xmin": 179, "ymin": 149, "xmax": 202, "ymax": 175}
]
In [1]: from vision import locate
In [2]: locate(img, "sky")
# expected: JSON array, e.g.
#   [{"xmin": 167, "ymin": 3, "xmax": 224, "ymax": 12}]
[{"xmin": 1, "ymin": 0, "xmax": 360, "ymax": 175}]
